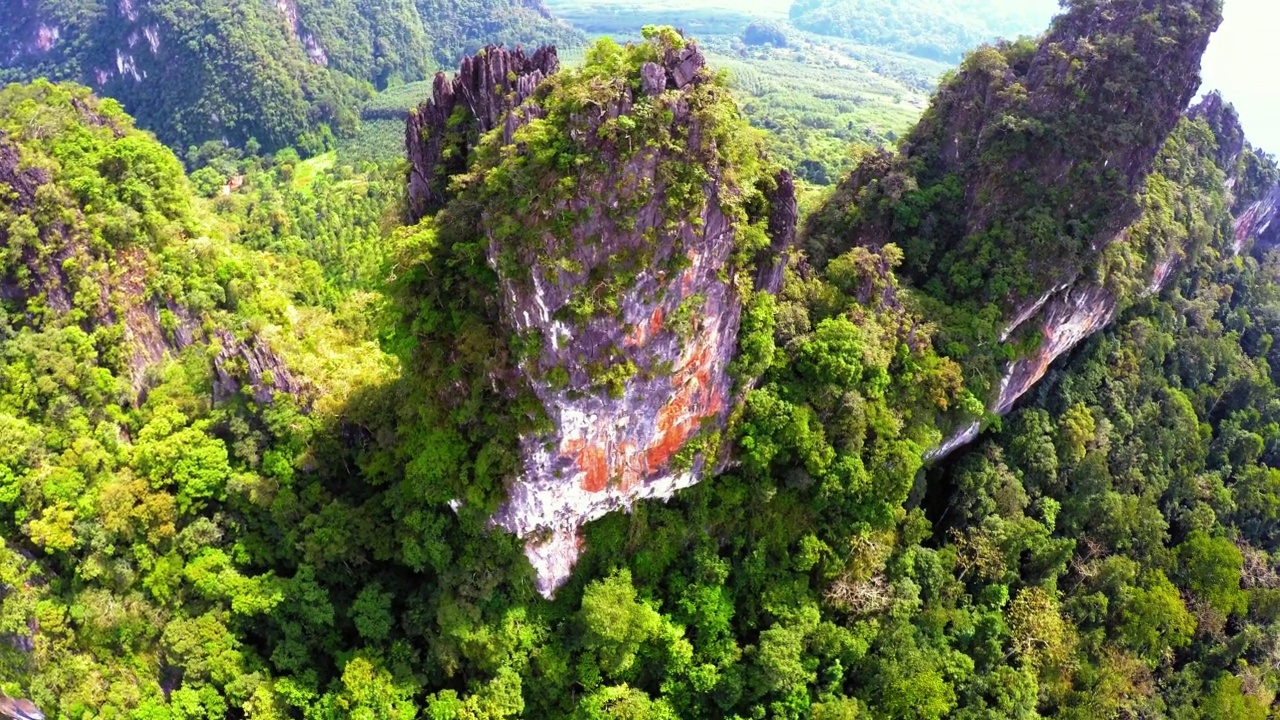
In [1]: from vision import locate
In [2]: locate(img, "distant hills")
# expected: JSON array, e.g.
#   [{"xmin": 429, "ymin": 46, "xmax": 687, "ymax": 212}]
[
  {"xmin": 790, "ymin": 0, "xmax": 1060, "ymax": 61},
  {"xmin": 0, "ymin": 0, "xmax": 581, "ymax": 151}
]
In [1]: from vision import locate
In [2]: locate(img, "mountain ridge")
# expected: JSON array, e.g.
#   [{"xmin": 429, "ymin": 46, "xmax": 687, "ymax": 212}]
[{"xmin": 0, "ymin": 0, "xmax": 582, "ymax": 152}]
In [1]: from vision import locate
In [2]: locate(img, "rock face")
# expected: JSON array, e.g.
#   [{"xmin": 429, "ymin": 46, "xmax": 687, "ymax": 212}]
[
  {"xmin": 407, "ymin": 37, "xmax": 795, "ymax": 595},
  {"xmin": 1236, "ymin": 186, "xmax": 1280, "ymax": 253},
  {"xmin": 405, "ymin": 45, "xmax": 560, "ymax": 220},
  {"xmin": 992, "ymin": 284, "xmax": 1118, "ymax": 416}
]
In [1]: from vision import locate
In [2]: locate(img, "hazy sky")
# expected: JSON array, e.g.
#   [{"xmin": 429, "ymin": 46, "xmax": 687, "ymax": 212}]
[{"xmin": 1201, "ymin": 0, "xmax": 1280, "ymax": 153}]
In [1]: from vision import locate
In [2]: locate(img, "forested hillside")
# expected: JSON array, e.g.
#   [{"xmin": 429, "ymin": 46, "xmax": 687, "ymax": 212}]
[
  {"xmin": 4, "ymin": 0, "xmax": 1280, "ymax": 718},
  {"xmin": 791, "ymin": 0, "xmax": 1060, "ymax": 61},
  {"xmin": 0, "ymin": 0, "xmax": 581, "ymax": 152}
]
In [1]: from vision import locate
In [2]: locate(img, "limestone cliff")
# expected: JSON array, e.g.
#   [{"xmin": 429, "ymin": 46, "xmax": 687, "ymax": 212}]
[
  {"xmin": 804, "ymin": 0, "xmax": 1225, "ymax": 460},
  {"xmin": 929, "ymin": 93, "xmax": 1260, "ymax": 461},
  {"xmin": 402, "ymin": 35, "xmax": 795, "ymax": 595}
]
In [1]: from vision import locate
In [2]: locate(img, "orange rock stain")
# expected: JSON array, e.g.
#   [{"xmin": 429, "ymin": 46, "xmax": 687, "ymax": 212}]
[
  {"xmin": 564, "ymin": 437, "xmax": 610, "ymax": 492},
  {"xmin": 649, "ymin": 307, "xmax": 664, "ymax": 337},
  {"xmin": 564, "ymin": 322, "xmax": 727, "ymax": 494},
  {"xmin": 624, "ymin": 307, "xmax": 666, "ymax": 348},
  {"xmin": 680, "ymin": 268, "xmax": 696, "ymax": 296},
  {"xmin": 645, "ymin": 339, "xmax": 725, "ymax": 472}
]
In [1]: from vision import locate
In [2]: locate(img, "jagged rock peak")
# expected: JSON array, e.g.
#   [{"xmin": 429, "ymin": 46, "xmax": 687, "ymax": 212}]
[
  {"xmin": 404, "ymin": 31, "xmax": 794, "ymax": 595},
  {"xmin": 406, "ymin": 44, "xmax": 560, "ymax": 220},
  {"xmin": 1190, "ymin": 91, "xmax": 1247, "ymax": 173}
]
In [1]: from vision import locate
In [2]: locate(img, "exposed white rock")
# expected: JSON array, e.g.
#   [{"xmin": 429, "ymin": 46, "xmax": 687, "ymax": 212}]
[
  {"xmin": 116, "ymin": 50, "xmax": 141, "ymax": 82},
  {"xmin": 1000, "ymin": 283, "xmax": 1067, "ymax": 343},
  {"xmin": 34, "ymin": 24, "xmax": 59, "ymax": 52},
  {"xmin": 275, "ymin": 0, "xmax": 299, "ymax": 34},
  {"xmin": 1234, "ymin": 185, "xmax": 1280, "ymax": 254},
  {"xmin": 302, "ymin": 33, "xmax": 328, "ymax": 66},
  {"xmin": 274, "ymin": 0, "xmax": 328, "ymax": 66},
  {"xmin": 143, "ymin": 26, "xmax": 160, "ymax": 54},
  {"xmin": 924, "ymin": 422, "xmax": 980, "ymax": 462}
]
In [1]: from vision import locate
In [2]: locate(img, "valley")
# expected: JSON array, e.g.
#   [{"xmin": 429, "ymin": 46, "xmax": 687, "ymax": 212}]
[{"xmin": 2, "ymin": 1, "xmax": 1280, "ymax": 718}]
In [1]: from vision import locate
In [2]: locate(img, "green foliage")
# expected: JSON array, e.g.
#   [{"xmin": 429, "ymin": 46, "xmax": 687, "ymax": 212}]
[
  {"xmin": 4, "ymin": 3, "xmax": 1280, "ymax": 719},
  {"xmin": 0, "ymin": 0, "xmax": 581, "ymax": 152},
  {"xmin": 927, "ymin": 130, "xmax": 1280, "ymax": 714},
  {"xmin": 1178, "ymin": 531, "xmax": 1248, "ymax": 618},
  {"xmin": 1116, "ymin": 571, "xmax": 1194, "ymax": 666},
  {"xmin": 0, "ymin": 82, "xmax": 397, "ymax": 716},
  {"xmin": 577, "ymin": 570, "xmax": 663, "ymax": 680},
  {"xmin": 790, "ymin": 0, "xmax": 1058, "ymax": 62}
]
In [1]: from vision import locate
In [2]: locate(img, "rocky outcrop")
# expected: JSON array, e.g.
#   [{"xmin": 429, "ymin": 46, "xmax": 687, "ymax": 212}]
[
  {"xmin": 410, "ymin": 37, "xmax": 795, "ymax": 595},
  {"xmin": 1190, "ymin": 91, "xmax": 1247, "ymax": 176},
  {"xmin": 0, "ymin": 694, "xmax": 44, "ymax": 720},
  {"xmin": 405, "ymin": 45, "xmax": 560, "ymax": 220},
  {"xmin": 755, "ymin": 170, "xmax": 799, "ymax": 293},
  {"xmin": 1236, "ymin": 186, "xmax": 1280, "ymax": 253},
  {"xmin": 0, "ymin": 132, "xmax": 49, "ymax": 206},
  {"xmin": 117, "ymin": 271, "xmax": 304, "ymax": 407},
  {"xmin": 212, "ymin": 330, "xmax": 305, "ymax": 405}
]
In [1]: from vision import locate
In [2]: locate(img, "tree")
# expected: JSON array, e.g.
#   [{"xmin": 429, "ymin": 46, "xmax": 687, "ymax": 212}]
[
  {"xmin": 1007, "ymin": 587, "xmax": 1073, "ymax": 672},
  {"xmin": 1116, "ymin": 571, "xmax": 1195, "ymax": 667},
  {"xmin": 578, "ymin": 570, "xmax": 664, "ymax": 680},
  {"xmin": 1176, "ymin": 531, "xmax": 1247, "ymax": 618},
  {"xmin": 743, "ymin": 21, "xmax": 788, "ymax": 48},
  {"xmin": 573, "ymin": 685, "xmax": 679, "ymax": 720},
  {"xmin": 324, "ymin": 653, "xmax": 418, "ymax": 720}
]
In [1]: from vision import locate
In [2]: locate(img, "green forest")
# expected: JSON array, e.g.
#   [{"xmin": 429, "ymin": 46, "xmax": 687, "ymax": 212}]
[
  {"xmin": 3, "ymin": 0, "xmax": 1280, "ymax": 718},
  {"xmin": 0, "ymin": 0, "xmax": 582, "ymax": 151},
  {"xmin": 789, "ymin": 0, "xmax": 1060, "ymax": 62}
]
